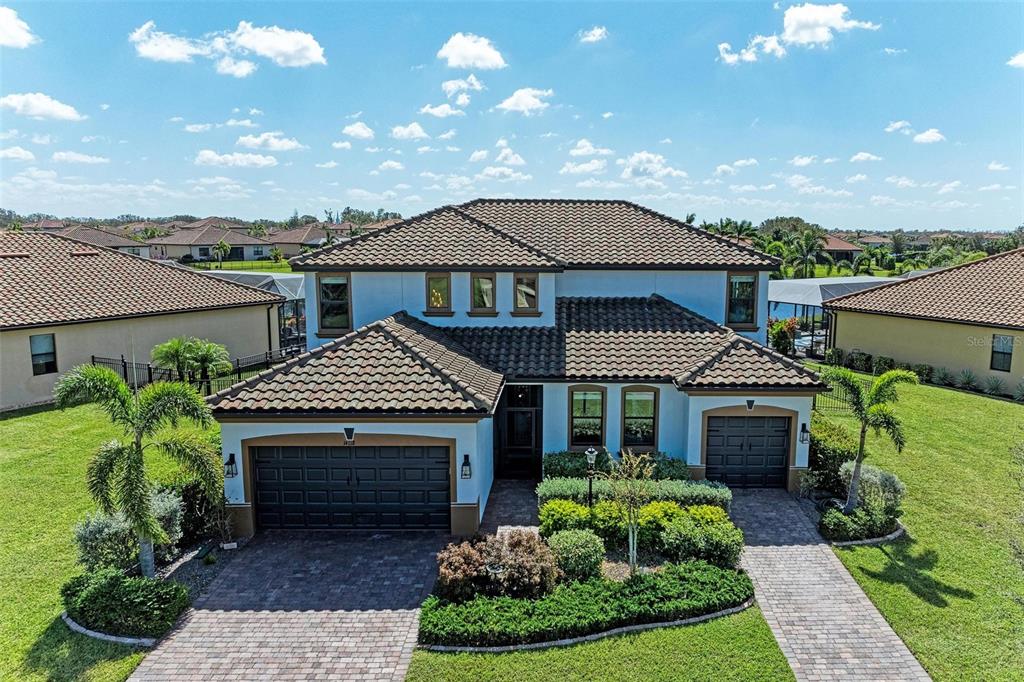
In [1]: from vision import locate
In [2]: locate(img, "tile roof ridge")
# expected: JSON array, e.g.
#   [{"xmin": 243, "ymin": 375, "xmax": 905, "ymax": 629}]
[
  {"xmin": 673, "ymin": 335, "xmax": 742, "ymax": 386},
  {"xmin": 446, "ymin": 204, "xmax": 564, "ymax": 266},
  {"xmin": 289, "ymin": 206, "xmax": 450, "ymax": 266},
  {"xmin": 825, "ymin": 246, "xmax": 1024, "ymax": 309},
  {"xmin": 460, "ymin": 198, "xmax": 634, "ymax": 206},
  {"xmin": 727, "ymin": 333, "xmax": 825, "ymax": 380}
]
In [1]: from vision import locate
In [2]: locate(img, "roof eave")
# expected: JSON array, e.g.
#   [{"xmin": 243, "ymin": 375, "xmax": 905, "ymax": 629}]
[{"xmin": 825, "ymin": 306, "xmax": 1024, "ymax": 332}]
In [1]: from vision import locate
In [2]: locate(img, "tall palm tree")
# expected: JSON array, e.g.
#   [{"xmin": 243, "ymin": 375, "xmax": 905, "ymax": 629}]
[
  {"xmin": 821, "ymin": 367, "xmax": 918, "ymax": 513},
  {"xmin": 151, "ymin": 336, "xmax": 194, "ymax": 381},
  {"xmin": 213, "ymin": 239, "xmax": 231, "ymax": 268},
  {"xmin": 785, "ymin": 229, "xmax": 832, "ymax": 278},
  {"xmin": 54, "ymin": 365, "xmax": 221, "ymax": 577},
  {"xmin": 189, "ymin": 340, "xmax": 231, "ymax": 394}
]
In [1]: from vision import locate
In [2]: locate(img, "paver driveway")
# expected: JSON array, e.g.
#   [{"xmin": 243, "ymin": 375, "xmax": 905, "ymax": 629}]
[
  {"xmin": 732, "ymin": 489, "xmax": 930, "ymax": 682},
  {"xmin": 131, "ymin": 531, "xmax": 446, "ymax": 682}
]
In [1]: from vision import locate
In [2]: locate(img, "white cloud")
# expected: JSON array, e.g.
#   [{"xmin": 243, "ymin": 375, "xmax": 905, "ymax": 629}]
[
  {"xmin": 1007, "ymin": 51, "xmax": 1024, "ymax": 68},
  {"xmin": 714, "ymin": 164, "xmax": 737, "ymax": 177},
  {"xmin": 30, "ymin": 133, "xmax": 54, "ymax": 145},
  {"xmin": 883, "ymin": 47, "xmax": 907, "ymax": 55},
  {"xmin": 733, "ymin": 158, "xmax": 758, "ymax": 167},
  {"xmin": 417, "ymin": 145, "xmax": 439, "ymax": 153},
  {"xmin": 167, "ymin": 116, "xmax": 184, "ymax": 122},
  {"xmin": 342, "ymin": 121, "xmax": 374, "ymax": 139},
  {"xmin": 559, "ymin": 159, "xmax": 607, "ymax": 175},
  {"xmin": 0, "ymin": 92, "xmax": 85, "ymax": 121},
  {"xmin": 729, "ymin": 183, "xmax": 776, "ymax": 192},
  {"xmin": 850, "ymin": 151, "xmax": 882, "ymax": 162},
  {"xmin": 0, "ymin": 6, "xmax": 39, "ymax": 48},
  {"xmin": 469, "ymin": 149, "xmax": 488, "ymax": 162},
  {"xmin": 378, "ymin": 159, "xmax": 404, "ymax": 171},
  {"xmin": 128, "ymin": 21, "xmax": 209, "ymax": 62},
  {"xmin": 0, "ymin": 129, "xmax": 19, "ymax": 140},
  {"xmin": 884, "ymin": 120, "xmax": 913, "ymax": 134},
  {"xmin": 445, "ymin": 145, "xmax": 460, "ymax": 152},
  {"xmin": 215, "ymin": 55, "xmax": 257, "ymax": 78},
  {"xmin": 455, "ymin": 93, "xmax": 471, "ymax": 107},
  {"xmin": 224, "ymin": 118, "xmax": 258, "ymax": 127},
  {"xmin": 229, "ymin": 21, "xmax": 326, "ymax": 67},
  {"xmin": 348, "ymin": 188, "xmax": 398, "ymax": 201},
  {"xmin": 99, "ymin": 103, "xmax": 110, "ymax": 110},
  {"xmin": 437, "ymin": 33, "xmax": 506, "ymax": 69},
  {"xmin": 442, "ymin": 74, "xmax": 484, "ymax": 97},
  {"xmin": 602, "ymin": 112, "xmax": 614, "ymax": 119},
  {"xmin": 496, "ymin": 88, "xmax": 554, "ymax": 115},
  {"xmin": 979, "ymin": 184, "xmax": 1015, "ymax": 192},
  {"xmin": 913, "ymin": 128, "xmax": 945, "ymax": 144},
  {"xmin": 438, "ymin": 129, "xmax": 457, "ymax": 140},
  {"xmin": 331, "ymin": 140, "xmax": 352, "ymax": 149},
  {"xmin": 475, "ymin": 166, "xmax": 532, "ymax": 182},
  {"xmin": 937, "ymin": 180, "xmax": 961, "ymax": 195},
  {"xmin": 823, "ymin": 157, "xmax": 839, "ymax": 164},
  {"xmin": 391, "ymin": 122, "xmax": 429, "ymax": 140},
  {"xmin": 579, "ymin": 26, "xmax": 609, "ymax": 44},
  {"xmin": 846, "ymin": 173, "xmax": 867, "ymax": 183},
  {"xmin": 987, "ymin": 161, "xmax": 1009, "ymax": 171},
  {"xmin": 783, "ymin": 173, "xmax": 852, "ymax": 196},
  {"xmin": 236, "ymin": 131, "xmax": 306, "ymax": 151},
  {"xmin": 184, "ymin": 123, "xmax": 213, "ymax": 133},
  {"xmin": 789, "ymin": 154, "xmax": 816, "ymax": 167},
  {"xmin": 885, "ymin": 175, "xmax": 917, "ymax": 188},
  {"xmin": 315, "ymin": 161, "xmax": 338, "ymax": 169},
  {"xmin": 576, "ymin": 178, "xmax": 626, "ymax": 189},
  {"xmin": 249, "ymin": 108, "xmax": 264, "ymax": 115},
  {"xmin": 194, "ymin": 149, "xmax": 277, "ymax": 167},
  {"xmin": 718, "ymin": 35, "xmax": 786, "ymax": 65},
  {"xmin": 0, "ymin": 146, "xmax": 34, "ymax": 161},
  {"xmin": 495, "ymin": 147, "xmax": 525, "ymax": 166},
  {"xmin": 617, "ymin": 151, "xmax": 687, "ymax": 182},
  {"xmin": 52, "ymin": 150, "xmax": 109, "ymax": 164},
  {"xmin": 569, "ymin": 138, "xmax": 613, "ymax": 156},
  {"xmin": 420, "ymin": 103, "xmax": 465, "ymax": 118},
  {"xmin": 659, "ymin": 138, "xmax": 672, "ymax": 144}
]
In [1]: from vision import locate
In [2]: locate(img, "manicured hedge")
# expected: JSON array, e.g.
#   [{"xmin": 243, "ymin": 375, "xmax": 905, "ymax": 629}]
[
  {"xmin": 819, "ymin": 506, "xmax": 898, "ymax": 542},
  {"xmin": 418, "ymin": 560, "xmax": 754, "ymax": 647},
  {"xmin": 61, "ymin": 569, "xmax": 189, "ymax": 638},
  {"xmin": 542, "ymin": 451, "xmax": 691, "ymax": 480},
  {"xmin": 808, "ymin": 415, "xmax": 857, "ymax": 496},
  {"xmin": 536, "ymin": 477, "xmax": 732, "ymax": 512}
]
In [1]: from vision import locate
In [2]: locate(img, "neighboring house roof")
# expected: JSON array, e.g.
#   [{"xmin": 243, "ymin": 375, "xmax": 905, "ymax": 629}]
[
  {"xmin": 181, "ymin": 217, "xmax": 248, "ymax": 230},
  {"xmin": 270, "ymin": 225, "xmax": 328, "ymax": 245},
  {"xmin": 0, "ymin": 232, "xmax": 283, "ymax": 330},
  {"xmin": 58, "ymin": 225, "xmax": 143, "ymax": 249},
  {"xmin": 825, "ymin": 248, "xmax": 1024, "ymax": 330},
  {"xmin": 292, "ymin": 200, "xmax": 778, "ymax": 271},
  {"xmin": 823, "ymin": 234, "xmax": 863, "ymax": 252},
  {"xmin": 208, "ymin": 313, "xmax": 505, "ymax": 415},
  {"xmin": 22, "ymin": 219, "xmax": 65, "ymax": 230},
  {"xmin": 147, "ymin": 225, "xmax": 271, "ymax": 247},
  {"xmin": 857, "ymin": 235, "xmax": 893, "ymax": 245}
]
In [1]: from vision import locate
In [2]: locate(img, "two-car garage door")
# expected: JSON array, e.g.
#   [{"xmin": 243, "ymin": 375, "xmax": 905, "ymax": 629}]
[
  {"xmin": 252, "ymin": 445, "xmax": 451, "ymax": 530},
  {"xmin": 705, "ymin": 416, "xmax": 791, "ymax": 488}
]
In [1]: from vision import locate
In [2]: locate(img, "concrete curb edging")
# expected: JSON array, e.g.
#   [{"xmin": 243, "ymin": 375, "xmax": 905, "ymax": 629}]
[
  {"xmin": 830, "ymin": 521, "xmax": 905, "ymax": 547},
  {"xmin": 419, "ymin": 598, "xmax": 755, "ymax": 653},
  {"xmin": 61, "ymin": 611, "xmax": 156, "ymax": 648}
]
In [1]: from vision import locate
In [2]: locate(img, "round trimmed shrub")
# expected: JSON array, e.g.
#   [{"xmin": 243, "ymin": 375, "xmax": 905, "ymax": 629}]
[
  {"xmin": 838, "ymin": 462, "xmax": 905, "ymax": 517},
  {"xmin": 61, "ymin": 569, "xmax": 189, "ymax": 638},
  {"xmin": 637, "ymin": 501, "xmax": 685, "ymax": 550},
  {"xmin": 538, "ymin": 499, "xmax": 590, "ymax": 538},
  {"xmin": 548, "ymin": 529, "xmax": 605, "ymax": 582},
  {"xmin": 660, "ymin": 516, "xmax": 744, "ymax": 568},
  {"xmin": 684, "ymin": 504, "xmax": 729, "ymax": 526},
  {"xmin": 590, "ymin": 500, "xmax": 626, "ymax": 546}
]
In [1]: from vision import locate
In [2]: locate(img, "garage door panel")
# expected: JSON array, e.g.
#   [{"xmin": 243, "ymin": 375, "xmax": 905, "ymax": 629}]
[{"xmin": 705, "ymin": 416, "xmax": 790, "ymax": 489}]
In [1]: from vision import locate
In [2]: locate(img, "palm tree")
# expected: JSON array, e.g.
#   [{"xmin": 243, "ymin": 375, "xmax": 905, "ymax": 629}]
[
  {"xmin": 54, "ymin": 365, "xmax": 221, "ymax": 577},
  {"xmin": 213, "ymin": 239, "xmax": 231, "ymax": 268},
  {"xmin": 821, "ymin": 367, "xmax": 918, "ymax": 514},
  {"xmin": 850, "ymin": 253, "xmax": 874, "ymax": 275},
  {"xmin": 683, "ymin": 212, "xmax": 697, "ymax": 224},
  {"xmin": 247, "ymin": 222, "xmax": 268, "ymax": 238},
  {"xmin": 151, "ymin": 336, "xmax": 194, "ymax": 381},
  {"xmin": 895, "ymin": 255, "xmax": 927, "ymax": 275},
  {"xmin": 189, "ymin": 339, "xmax": 231, "ymax": 394},
  {"xmin": 785, "ymin": 229, "xmax": 832, "ymax": 278}
]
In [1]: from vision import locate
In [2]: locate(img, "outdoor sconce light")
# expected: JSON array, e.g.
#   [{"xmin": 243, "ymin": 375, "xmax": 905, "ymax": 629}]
[
  {"xmin": 585, "ymin": 447, "xmax": 598, "ymax": 467},
  {"xmin": 585, "ymin": 448, "xmax": 598, "ymax": 507},
  {"xmin": 343, "ymin": 426, "xmax": 356, "ymax": 445},
  {"xmin": 746, "ymin": 399, "xmax": 756, "ymax": 412},
  {"xmin": 224, "ymin": 453, "xmax": 238, "ymax": 478},
  {"xmin": 461, "ymin": 454, "xmax": 472, "ymax": 479},
  {"xmin": 799, "ymin": 423, "xmax": 810, "ymax": 444}
]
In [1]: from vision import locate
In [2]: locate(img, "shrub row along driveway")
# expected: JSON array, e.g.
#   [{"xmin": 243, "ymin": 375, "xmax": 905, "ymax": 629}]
[{"xmin": 131, "ymin": 532, "xmax": 445, "ymax": 681}]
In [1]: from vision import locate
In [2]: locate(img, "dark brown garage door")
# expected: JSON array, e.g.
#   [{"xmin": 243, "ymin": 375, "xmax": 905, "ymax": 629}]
[
  {"xmin": 252, "ymin": 445, "xmax": 450, "ymax": 529},
  {"xmin": 705, "ymin": 416, "xmax": 790, "ymax": 488}
]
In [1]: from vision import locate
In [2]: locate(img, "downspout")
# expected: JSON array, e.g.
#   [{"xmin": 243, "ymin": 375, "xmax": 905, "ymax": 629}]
[{"xmin": 266, "ymin": 304, "xmax": 274, "ymax": 352}]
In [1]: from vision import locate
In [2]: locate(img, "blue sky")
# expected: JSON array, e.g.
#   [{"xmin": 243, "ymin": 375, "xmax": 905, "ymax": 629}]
[{"xmin": 1, "ymin": 1, "xmax": 1021, "ymax": 230}]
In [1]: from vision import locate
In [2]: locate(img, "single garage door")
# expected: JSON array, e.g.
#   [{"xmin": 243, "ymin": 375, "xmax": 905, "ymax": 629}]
[
  {"xmin": 705, "ymin": 416, "xmax": 790, "ymax": 487},
  {"xmin": 252, "ymin": 445, "xmax": 451, "ymax": 530}
]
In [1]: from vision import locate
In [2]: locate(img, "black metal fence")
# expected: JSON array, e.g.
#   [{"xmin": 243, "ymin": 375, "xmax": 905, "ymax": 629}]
[
  {"xmin": 813, "ymin": 376, "xmax": 873, "ymax": 414},
  {"xmin": 91, "ymin": 345, "xmax": 304, "ymax": 396}
]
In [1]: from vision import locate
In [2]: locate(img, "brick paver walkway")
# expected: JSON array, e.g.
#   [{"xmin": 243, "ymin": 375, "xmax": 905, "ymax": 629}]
[
  {"xmin": 131, "ymin": 532, "xmax": 446, "ymax": 682},
  {"xmin": 732, "ymin": 489, "xmax": 930, "ymax": 681},
  {"xmin": 479, "ymin": 478, "xmax": 539, "ymax": 534}
]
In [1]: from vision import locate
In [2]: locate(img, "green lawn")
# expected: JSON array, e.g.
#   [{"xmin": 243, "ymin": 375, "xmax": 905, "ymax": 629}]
[
  {"xmin": 822, "ymin": 377, "xmax": 1024, "ymax": 680},
  {"xmin": 781, "ymin": 264, "xmax": 893, "ymax": 278},
  {"xmin": 0, "ymin": 404, "xmax": 211, "ymax": 682},
  {"xmin": 188, "ymin": 260, "xmax": 293, "ymax": 272},
  {"xmin": 407, "ymin": 606, "xmax": 793, "ymax": 682}
]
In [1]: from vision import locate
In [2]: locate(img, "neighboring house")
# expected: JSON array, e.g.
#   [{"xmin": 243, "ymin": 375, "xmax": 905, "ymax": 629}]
[
  {"xmin": 823, "ymin": 234, "xmax": 863, "ymax": 263},
  {"xmin": 57, "ymin": 225, "xmax": 152, "ymax": 258},
  {"xmin": 20, "ymin": 218, "xmax": 65, "ymax": 231},
  {"xmin": 207, "ymin": 200, "xmax": 825, "ymax": 537},
  {"xmin": 857, "ymin": 234, "xmax": 893, "ymax": 247},
  {"xmin": 181, "ymin": 216, "xmax": 249, "ymax": 231},
  {"xmin": 198, "ymin": 270, "xmax": 306, "ymax": 349},
  {"xmin": 270, "ymin": 225, "xmax": 329, "ymax": 257},
  {"xmin": 825, "ymin": 248, "xmax": 1023, "ymax": 388},
  {"xmin": 147, "ymin": 225, "xmax": 273, "ymax": 261},
  {"xmin": 0, "ymin": 232, "xmax": 283, "ymax": 412}
]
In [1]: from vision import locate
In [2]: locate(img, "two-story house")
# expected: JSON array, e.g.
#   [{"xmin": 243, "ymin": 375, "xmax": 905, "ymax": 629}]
[{"xmin": 208, "ymin": 200, "xmax": 825, "ymax": 536}]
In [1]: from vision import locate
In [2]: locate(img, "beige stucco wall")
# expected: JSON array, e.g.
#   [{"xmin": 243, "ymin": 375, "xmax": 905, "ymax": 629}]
[
  {"xmin": 833, "ymin": 310, "xmax": 1022, "ymax": 387},
  {"xmin": 0, "ymin": 304, "xmax": 279, "ymax": 411}
]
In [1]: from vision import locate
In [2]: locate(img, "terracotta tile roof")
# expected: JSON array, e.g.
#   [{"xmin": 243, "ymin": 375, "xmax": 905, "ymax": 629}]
[
  {"xmin": 675, "ymin": 336, "xmax": 825, "ymax": 389},
  {"xmin": 181, "ymin": 217, "xmax": 248, "ymax": 230},
  {"xmin": 58, "ymin": 225, "xmax": 142, "ymax": 249},
  {"xmin": 857, "ymin": 234, "xmax": 893, "ymax": 245},
  {"xmin": 291, "ymin": 200, "xmax": 777, "ymax": 271},
  {"xmin": 825, "ymin": 248, "xmax": 1024, "ymax": 330},
  {"xmin": 208, "ymin": 312, "xmax": 504, "ymax": 415},
  {"xmin": 823, "ymin": 234, "xmax": 863, "ymax": 252},
  {"xmin": 0, "ymin": 232, "xmax": 282, "ymax": 330},
  {"xmin": 270, "ymin": 225, "xmax": 328, "ymax": 245},
  {"xmin": 146, "ymin": 225, "xmax": 271, "ymax": 246},
  {"xmin": 291, "ymin": 206, "xmax": 561, "ymax": 270}
]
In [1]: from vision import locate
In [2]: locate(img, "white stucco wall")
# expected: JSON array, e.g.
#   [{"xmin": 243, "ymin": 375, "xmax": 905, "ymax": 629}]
[
  {"xmin": 190, "ymin": 244, "xmax": 267, "ymax": 261},
  {"xmin": 475, "ymin": 417, "xmax": 495, "ymax": 518},
  {"xmin": 684, "ymin": 394, "xmax": 814, "ymax": 468}
]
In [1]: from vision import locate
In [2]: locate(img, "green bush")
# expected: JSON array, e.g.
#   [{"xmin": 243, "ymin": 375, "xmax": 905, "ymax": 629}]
[
  {"xmin": 73, "ymin": 490, "xmax": 183, "ymax": 572},
  {"xmin": 637, "ymin": 501, "xmax": 685, "ymax": 551},
  {"xmin": 983, "ymin": 376, "xmax": 1006, "ymax": 396},
  {"xmin": 824, "ymin": 347, "xmax": 845, "ymax": 366},
  {"xmin": 159, "ymin": 479, "xmax": 220, "ymax": 548},
  {"xmin": 685, "ymin": 504, "xmax": 729, "ymax": 526},
  {"xmin": 542, "ymin": 451, "xmax": 614, "ymax": 478},
  {"xmin": 819, "ymin": 503, "xmax": 897, "ymax": 542},
  {"xmin": 872, "ymin": 355, "xmax": 896, "ymax": 374},
  {"xmin": 846, "ymin": 351, "xmax": 872, "ymax": 373},
  {"xmin": 808, "ymin": 415, "xmax": 858, "ymax": 495},
  {"xmin": 538, "ymin": 499, "xmax": 591, "ymax": 538},
  {"xmin": 911, "ymin": 364, "xmax": 933, "ymax": 383},
  {"xmin": 649, "ymin": 453, "xmax": 692, "ymax": 480},
  {"xmin": 591, "ymin": 500, "xmax": 626, "ymax": 546},
  {"xmin": 548, "ymin": 530, "xmax": 605, "ymax": 582},
  {"xmin": 838, "ymin": 462, "xmax": 905, "ymax": 517},
  {"xmin": 536, "ymin": 477, "xmax": 731, "ymax": 512},
  {"xmin": 932, "ymin": 367, "xmax": 955, "ymax": 386},
  {"xmin": 1014, "ymin": 382, "xmax": 1024, "ymax": 402},
  {"xmin": 61, "ymin": 569, "xmax": 189, "ymax": 638},
  {"xmin": 957, "ymin": 368, "xmax": 979, "ymax": 390},
  {"xmin": 436, "ymin": 531, "xmax": 558, "ymax": 602},
  {"xmin": 660, "ymin": 514, "xmax": 744, "ymax": 568},
  {"xmin": 419, "ymin": 561, "xmax": 754, "ymax": 647}
]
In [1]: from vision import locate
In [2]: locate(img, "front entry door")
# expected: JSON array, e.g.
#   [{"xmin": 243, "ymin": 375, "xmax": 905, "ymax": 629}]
[{"xmin": 497, "ymin": 385, "xmax": 543, "ymax": 479}]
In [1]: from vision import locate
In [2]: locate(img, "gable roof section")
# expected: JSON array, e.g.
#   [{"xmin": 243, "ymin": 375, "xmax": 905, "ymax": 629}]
[
  {"xmin": 675, "ymin": 336, "xmax": 823, "ymax": 389},
  {"xmin": 823, "ymin": 234, "xmax": 863, "ymax": 252},
  {"xmin": 147, "ymin": 225, "xmax": 270, "ymax": 246},
  {"xmin": 58, "ymin": 225, "xmax": 141, "ymax": 249},
  {"xmin": 291, "ymin": 206, "xmax": 561, "ymax": 271},
  {"xmin": 825, "ymin": 248, "xmax": 1024, "ymax": 330},
  {"xmin": 208, "ymin": 312, "xmax": 504, "ymax": 416},
  {"xmin": 270, "ymin": 225, "xmax": 328, "ymax": 245},
  {"xmin": 0, "ymin": 232, "xmax": 282, "ymax": 330}
]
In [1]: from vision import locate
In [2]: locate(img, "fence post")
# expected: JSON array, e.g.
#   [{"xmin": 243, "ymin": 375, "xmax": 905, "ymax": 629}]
[
  {"xmin": 147, "ymin": 364, "xmax": 153, "ymax": 384},
  {"xmin": 236, "ymin": 359, "xmax": 242, "ymax": 383},
  {"xmin": 120, "ymin": 355, "xmax": 128, "ymax": 382}
]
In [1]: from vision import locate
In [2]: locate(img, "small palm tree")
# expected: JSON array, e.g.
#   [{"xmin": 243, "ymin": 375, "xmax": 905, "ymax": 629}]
[
  {"xmin": 55, "ymin": 365, "xmax": 221, "ymax": 577},
  {"xmin": 189, "ymin": 339, "xmax": 231, "ymax": 394},
  {"xmin": 602, "ymin": 451, "xmax": 654, "ymax": 575},
  {"xmin": 269, "ymin": 246, "xmax": 284, "ymax": 263},
  {"xmin": 213, "ymin": 239, "xmax": 231, "ymax": 268},
  {"xmin": 151, "ymin": 336, "xmax": 194, "ymax": 381},
  {"xmin": 851, "ymin": 253, "xmax": 874, "ymax": 275},
  {"xmin": 786, "ymin": 229, "xmax": 833, "ymax": 278},
  {"xmin": 821, "ymin": 367, "xmax": 918, "ymax": 514}
]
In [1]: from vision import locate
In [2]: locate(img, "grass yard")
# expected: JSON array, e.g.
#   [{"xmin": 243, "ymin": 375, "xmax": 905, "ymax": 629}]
[
  {"xmin": 821, "ymin": 376, "xmax": 1024, "ymax": 680},
  {"xmin": 187, "ymin": 260, "xmax": 292, "ymax": 272},
  {"xmin": 406, "ymin": 606, "xmax": 793, "ymax": 682},
  {"xmin": 0, "ymin": 404, "xmax": 212, "ymax": 682}
]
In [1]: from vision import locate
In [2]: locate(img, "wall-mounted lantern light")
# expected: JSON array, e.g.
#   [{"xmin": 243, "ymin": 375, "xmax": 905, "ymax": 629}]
[
  {"xmin": 224, "ymin": 452, "xmax": 238, "ymax": 478},
  {"xmin": 461, "ymin": 454, "xmax": 472, "ymax": 479},
  {"xmin": 799, "ymin": 423, "xmax": 810, "ymax": 444},
  {"xmin": 585, "ymin": 447, "xmax": 598, "ymax": 507},
  {"xmin": 343, "ymin": 426, "xmax": 356, "ymax": 445},
  {"xmin": 745, "ymin": 399, "xmax": 755, "ymax": 412}
]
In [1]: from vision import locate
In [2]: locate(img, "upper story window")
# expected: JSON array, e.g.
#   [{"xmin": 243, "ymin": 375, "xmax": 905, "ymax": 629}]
[
  {"xmin": 569, "ymin": 385, "xmax": 605, "ymax": 448},
  {"xmin": 30, "ymin": 334, "xmax": 57, "ymax": 376},
  {"xmin": 514, "ymin": 273, "xmax": 539, "ymax": 314},
  {"xmin": 726, "ymin": 272, "xmax": 758, "ymax": 329},
  {"xmin": 318, "ymin": 274, "xmax": 351, "ymax": 335},
  {"xmin": 622, "ymin": 387, "xmax": 658, "ymax": 450},
  {"xmin": 991, "ymin": 334, "xmax": 1014, "ymax": 372},
  {"xmin": 470, "ymin": 273, "xmax": 497, "ymax": 314},
  {"xmin": 425, "ymin": 273, "xmax": 452, "ymax": 315}
]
